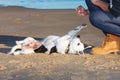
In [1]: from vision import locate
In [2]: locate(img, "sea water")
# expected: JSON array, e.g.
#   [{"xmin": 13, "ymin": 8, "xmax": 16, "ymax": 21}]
[{"xmin": 0, "ymin": 0, "xmax": 87, "ymax": 9}]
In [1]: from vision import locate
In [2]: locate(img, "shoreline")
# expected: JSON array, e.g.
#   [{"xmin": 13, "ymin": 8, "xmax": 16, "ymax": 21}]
[{"xmin": 0, "ymin": 6, "xmax": 76, "ymax": 10}]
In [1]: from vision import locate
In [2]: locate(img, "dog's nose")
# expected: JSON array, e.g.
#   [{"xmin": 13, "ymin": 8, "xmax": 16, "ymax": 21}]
[{"xmin": 81, "ymin": 24, "xmax": 87, "ymax": 26}]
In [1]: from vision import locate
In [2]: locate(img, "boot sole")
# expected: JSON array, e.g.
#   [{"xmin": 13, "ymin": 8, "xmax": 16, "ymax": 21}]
[{"xmin": 92, "ymin": 50, "xmax": 120, "ymax": 55}]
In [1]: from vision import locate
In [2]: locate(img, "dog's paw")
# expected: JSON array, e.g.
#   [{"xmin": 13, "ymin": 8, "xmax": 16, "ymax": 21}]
[
  {"xmin": 8, "ymin": 51, "xmax": 21, "ymax": 55},
  {"xmin": 75, "ymin": 24, "xmax": 87, "ymax": 30}
]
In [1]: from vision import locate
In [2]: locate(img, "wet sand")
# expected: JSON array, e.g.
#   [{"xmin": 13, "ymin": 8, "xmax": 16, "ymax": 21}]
[{"xmin": 0, "ymin": 6, "xmax": 120, "ymax": 80}]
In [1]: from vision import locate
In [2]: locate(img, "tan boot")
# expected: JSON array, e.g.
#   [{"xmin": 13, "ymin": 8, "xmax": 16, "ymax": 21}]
[{"xmin": 92, "ymin": 34, "xmax": 120, "ymax": 54}]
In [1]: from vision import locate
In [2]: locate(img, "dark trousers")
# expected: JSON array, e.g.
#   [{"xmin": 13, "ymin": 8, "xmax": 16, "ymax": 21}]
[{"xmin": 85, "ymin": 0, "xmax": 120, "ymax": 36}]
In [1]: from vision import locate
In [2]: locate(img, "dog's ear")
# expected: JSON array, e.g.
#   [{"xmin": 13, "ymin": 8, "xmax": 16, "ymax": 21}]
[
  {"xmin": 76, "ymin": 35, "xmax": 80, "ymax": 38},
  {"xmin": 16, "ymin": 41, "xmax": 21, "ymax": 45},
  {"xmin": 16, "ymin": 41, "xmax": 19, "ymax": 45}
]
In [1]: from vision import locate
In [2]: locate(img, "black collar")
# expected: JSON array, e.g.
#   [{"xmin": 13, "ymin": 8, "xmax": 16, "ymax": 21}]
[{"xmin": 65, "ymin": 43, "xmax": 70, "ymax": 53}]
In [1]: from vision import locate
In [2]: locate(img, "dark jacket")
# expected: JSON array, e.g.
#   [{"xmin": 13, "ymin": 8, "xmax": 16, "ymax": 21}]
[{"xmin": 109, "ymin": 0, "xmax": 120, "ymax": 17}]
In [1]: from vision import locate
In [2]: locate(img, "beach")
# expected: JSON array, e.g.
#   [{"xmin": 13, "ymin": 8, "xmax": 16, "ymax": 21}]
[{"xmin": 0, "ymin": 6, "xmax": 120, "ymax": 80}]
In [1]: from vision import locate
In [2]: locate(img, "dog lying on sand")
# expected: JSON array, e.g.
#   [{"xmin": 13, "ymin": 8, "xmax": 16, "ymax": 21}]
[
  {"xmin": 9, "ymin": 24, "xmax": 92, "ymax": 55},
  {"xmin": 9, "ymin": 37, "xmax": 41, "ymax": 55}
]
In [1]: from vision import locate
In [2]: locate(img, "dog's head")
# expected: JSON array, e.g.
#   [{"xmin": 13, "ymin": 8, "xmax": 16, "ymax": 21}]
[
  {"xmin": 22, "ymin": 37, "xmax": 41, "ymax": 50},
  {"xmin": 69, "ymin": 35, "xmax": 84, "ymax": 54}
]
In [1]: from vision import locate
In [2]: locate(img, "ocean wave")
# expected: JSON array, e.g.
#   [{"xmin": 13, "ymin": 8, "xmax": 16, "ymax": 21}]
[{"xmin": 0, "ymin": 0, "xmax": 87, "ymax": 9}]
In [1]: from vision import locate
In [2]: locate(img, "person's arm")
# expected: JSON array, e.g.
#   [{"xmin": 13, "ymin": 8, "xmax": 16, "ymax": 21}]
[{"xmin": 91, "ymin": 0, "xmax": 109, "ymax": 11}]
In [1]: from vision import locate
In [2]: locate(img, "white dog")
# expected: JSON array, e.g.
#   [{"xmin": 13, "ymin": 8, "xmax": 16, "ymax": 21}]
[
  {"xmin": 9, "ymin": 24, "xmax": 92, "ymax": 55},
  {"xmin": 9, "ymin": 37, "xmax": 41, "ymax": 55},
  {"xmin": 35, "ymin": 24, "xmax": 92, "ymax": 54}
]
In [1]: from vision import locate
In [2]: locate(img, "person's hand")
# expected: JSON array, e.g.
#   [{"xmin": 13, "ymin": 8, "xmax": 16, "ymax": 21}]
[
  {"xmin": 91, "ymin": 0, "xmax": 99, "ymax": 5},
  {"xmin": 91, "ymin": 0, "xmax": 109, "ymax": 11},
  {"xmin": 76, "ymin": 6, "xmax": 89, "ymax": 16}
]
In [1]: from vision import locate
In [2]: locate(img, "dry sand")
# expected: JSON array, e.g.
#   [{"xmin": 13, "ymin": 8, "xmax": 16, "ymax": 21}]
[{"xmin": 0, "ymin": 6, "xmax": 120, "ymax": 80}]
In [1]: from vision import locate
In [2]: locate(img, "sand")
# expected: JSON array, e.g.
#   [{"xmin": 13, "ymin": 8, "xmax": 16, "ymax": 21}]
[{"xmin": 0, "ymin": 6, "xmax": 120, "ymax": 80}]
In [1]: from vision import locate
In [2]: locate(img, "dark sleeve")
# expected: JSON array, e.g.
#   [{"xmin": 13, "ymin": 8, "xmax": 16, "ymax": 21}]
[{"xmin": 109, "ymin": 0, "xmax": 120, "ymax": 17}]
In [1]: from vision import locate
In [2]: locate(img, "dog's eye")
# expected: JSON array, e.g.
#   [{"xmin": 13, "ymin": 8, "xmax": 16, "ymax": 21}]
[{"xmin": 77, "ymin": 43, "xmax": 80, "ymax": 46}]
